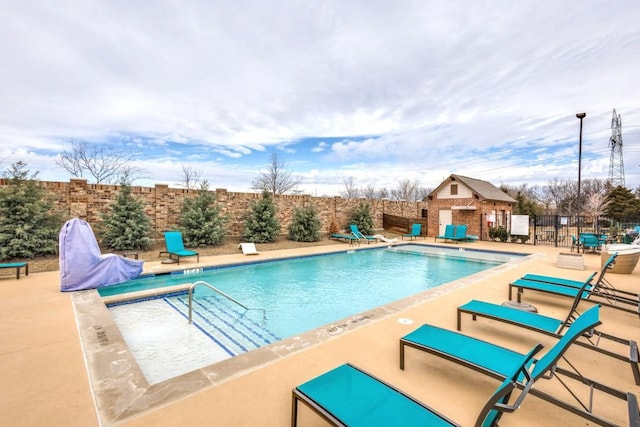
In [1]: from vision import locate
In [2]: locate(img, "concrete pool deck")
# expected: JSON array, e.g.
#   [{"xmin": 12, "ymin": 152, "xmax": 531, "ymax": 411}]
[{"xmin": 1, "ymin": 241, "xmax": 638, "ymax": 426}]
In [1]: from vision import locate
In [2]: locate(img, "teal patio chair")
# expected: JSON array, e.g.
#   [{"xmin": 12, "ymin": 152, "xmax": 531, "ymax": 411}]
[
  {"xmin": 580, "ymin": 233, "xmax": 602, "ymax": 253},
  {"xmin": 400, "ymin": 305, "xmax": 639, "ymax": 426},
  {"xmin": 435, "ymin": 224, "xmax": 457, "ymax": 243},
  {"xmin": 570, "ymin": 235, "xmax": 582, "ymax": 252},
  {"xmin": 402, "ymin": 223, "xmax": 422, "ymax": 240},
  {"xmin": 457, "ymin": 279, "xmax": 640, "ymax": 385},
  {"xmin": 349, "ymin": 224, "xmax": 377, "ymax": 244},
  {"xmin": 455, "ymin": 224, "xmax": 479, "ymax": 242},
  {"xmin": 292, "ymin": 347, "xmax": 540, "ymax": 427},
  {"xmin": 160, "ymin": 231, "xmax": 199, "ymax": 265}
]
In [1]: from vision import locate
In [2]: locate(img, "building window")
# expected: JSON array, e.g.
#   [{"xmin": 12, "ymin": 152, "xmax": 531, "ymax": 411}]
[{"xmin": 450, "ymin": 184, "xmax": 458, "ymax": 195}]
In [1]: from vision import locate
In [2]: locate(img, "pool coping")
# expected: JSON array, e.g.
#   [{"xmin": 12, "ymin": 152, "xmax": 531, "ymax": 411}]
[{"xmin": 73, "ymin": 244, "xmax": 538, "ymax": 425}]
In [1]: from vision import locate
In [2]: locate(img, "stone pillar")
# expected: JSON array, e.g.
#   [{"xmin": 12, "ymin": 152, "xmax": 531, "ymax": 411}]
[
  {"xmin": 68, "ymin": 178, "xmax": 89, "ymax": 218},
  {"xmin": 154, "ymin": 184, "xmax": 170, "ymax": 235}
]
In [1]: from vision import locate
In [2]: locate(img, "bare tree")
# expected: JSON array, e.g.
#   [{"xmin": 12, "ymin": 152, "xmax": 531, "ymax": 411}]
[
  {"xmin": 501, "ymin": 183, "xmax": 544, "ymax": 215},
  {"xmin": 341, "ymin": 176, "xmax": 360, "ymax": 199},
  {"xmin": 390, "ymin": 178, "xmax": 425, "ymax": 201},
  {"xmin": 178, "ymin": 165, "xmax": 201, "ymax": 189},
  {"xmin": 417, "ymin": 186, "xmax": 432, "ymax": 201},
  {"xmin": 544, "ymin": 178, "xmax": 577, "ymax": 215},
  {"xmin": 581, "ymin": 178, "xmax": 608, "ymax": 199},
  {"xmin": 583, "ymin": 192, "xmax": 609, "ymax": 217},
  {"xmin": 251, "ymin": 152, "xmax": 302, "ymax": 195},
  {"xmin": 360, "ymin": 184, "xmax": 378, "ymax": 199},
  {"xmin": 57, "ymin": 138, "xmax": 144, "ymax": 184},
  {"xmin": 544, "ymin": 178, "xmax": 608, "ymax": 216},
  {"xmin": 377, "ymin": 187, "xmax": 390, "ymax": 199}
]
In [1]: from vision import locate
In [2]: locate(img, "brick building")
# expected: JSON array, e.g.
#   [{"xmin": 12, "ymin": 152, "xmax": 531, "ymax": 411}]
[{"xmin": 426, "ymin": 174, "xmax": 516, "ymax": 240}]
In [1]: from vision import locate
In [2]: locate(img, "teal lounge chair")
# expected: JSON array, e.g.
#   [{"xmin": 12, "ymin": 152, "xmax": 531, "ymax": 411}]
[
  {"xmin": 522, "ymin": 252, "xmax": 618, "ymax": 288},
  {"xmin": 292, "ymin": 348, "xmax": 540, "ymax": 427},
  {"xmin": 455, "ymin": 224, "xmax": 479, "ymax": 242},
  {"xmin": 330, "ymin": 233, "xmax": 360, "ymax": 246},
  {"xmin": 518, "ymin": 253, "xmax": 636, "ymax": 304},
  {"xmin": 509, "ymin": 274, "xmax": 639, "ymax": 317},
  {"xmin": 400, "ymin": 305, "xmax": 638, "ymax": 426},
  {"xmin": 435, "ymin": 224, "xmax": 457, "ymax": 243},
  {"xmin": 402, "ymin": 223, "xmax": 422, "ymax": 240},
  {"xmin": 509, "ymin": 254, "xmax": 639, "ymax": 316},
  {"xmin": 457, "ymin": 279, "xmax": 640, "ymax": 385},
  {"xmin": 159, "ymin": 231, "xmax": 199, "ymax": 265},
  {"xmin": 349, "ymin": 224, "xmax": 377, "ymax": 244}
]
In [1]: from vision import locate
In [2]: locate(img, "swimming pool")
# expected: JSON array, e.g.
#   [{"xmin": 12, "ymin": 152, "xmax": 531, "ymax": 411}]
[{"xmin": 104, "ymin": 245, "xmax": 525, "ymax": 384}]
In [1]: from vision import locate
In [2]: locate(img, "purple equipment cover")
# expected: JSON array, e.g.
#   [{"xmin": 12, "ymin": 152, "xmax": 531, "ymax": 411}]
[{"xmin": 59, "ymin": 218, "xmax": 144, "ymax": 292}]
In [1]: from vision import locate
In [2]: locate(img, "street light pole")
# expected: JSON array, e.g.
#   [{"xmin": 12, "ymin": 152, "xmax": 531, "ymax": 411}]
[{"xmin": 576, "ymin": 112, "xmax": 586, "ymax": 243}]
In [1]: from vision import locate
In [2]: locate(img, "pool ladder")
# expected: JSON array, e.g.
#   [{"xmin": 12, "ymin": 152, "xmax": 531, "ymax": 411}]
[{"xmin": 188, "ymin": 280, "xmax": 266, "ymax": 324}]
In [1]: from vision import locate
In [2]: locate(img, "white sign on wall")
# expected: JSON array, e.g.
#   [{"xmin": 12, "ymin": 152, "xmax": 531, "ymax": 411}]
[{"xmin": 511, "ymin": 215, "xmax": 530, "ymax": 236}]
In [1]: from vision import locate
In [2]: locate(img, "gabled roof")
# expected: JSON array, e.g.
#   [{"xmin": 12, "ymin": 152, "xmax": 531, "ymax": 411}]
[{"xmin": 430, "ymin": 174, "xmax": 516, "ymax": 203}]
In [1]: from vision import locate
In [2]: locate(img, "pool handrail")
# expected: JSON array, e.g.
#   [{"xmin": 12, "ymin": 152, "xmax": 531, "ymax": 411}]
[{"xmin": 188, "ymin": 280, "xmax": 266, "ymax": 323}]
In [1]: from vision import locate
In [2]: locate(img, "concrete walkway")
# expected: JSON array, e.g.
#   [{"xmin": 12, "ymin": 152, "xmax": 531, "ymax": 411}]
[{"xmin": 1, "ymin": 241, "xmax": 638, "ymax": 426}]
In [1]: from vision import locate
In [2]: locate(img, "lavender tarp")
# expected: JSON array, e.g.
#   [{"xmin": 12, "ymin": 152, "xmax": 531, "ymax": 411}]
[{"xmin": 59, "ymin": 218, "xmax": 144, "ymax": 292}]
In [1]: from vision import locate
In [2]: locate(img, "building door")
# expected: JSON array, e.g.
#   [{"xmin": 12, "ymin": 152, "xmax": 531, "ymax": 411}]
[{"xmin": 439, "ymin": 209, "xmax": 452, "ymax": 236}]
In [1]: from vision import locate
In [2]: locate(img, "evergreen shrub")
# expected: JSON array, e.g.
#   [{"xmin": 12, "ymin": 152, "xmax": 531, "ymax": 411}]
[
  {"xmin": 0, "ymin": 162, "xmax": 62, "ymax": 260},
  {"xmin": 101, "ymin": 179, "xmax": 152, "ymax": 250},
  {"xmin": 242, "ymin": 190, "xmax": 280, "ymax": 243},
  {"xmin": 288, "ymin": 204, "xmax": 321, "ymax": 242},
  {"xmin": 348, "ymin": 202, "xmax": 374, "ymax": 235},
  {"xmin": 179, "ymin": 181, "xmax": 228, "ymax": 246}
]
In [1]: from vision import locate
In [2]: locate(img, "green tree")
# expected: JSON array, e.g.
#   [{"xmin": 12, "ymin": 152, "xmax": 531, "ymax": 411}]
[
  {"xmin": 604, "ymin": 186, "xmax": 640, "ymax": 221},
  {"xmin": 0, "ymin": 161, "xmax": 62, "ymax": 260},
  {"xmin": 100, "ymin": 178, "xmax": 152, "ymax": 250},
  {"xmin": 288, "ymin": 204, "xmax": 321, "ymax": 242},
  {"xmin": 242, "ymin": 190, "xmax": 280, "ymax": 243},
  {"xmin": 179, "ymin": 181, "xmax": 228, "ymax": 246},
  {"xmin": 348, "ymin": 202, "xmax": 374, "ymax": 235}
]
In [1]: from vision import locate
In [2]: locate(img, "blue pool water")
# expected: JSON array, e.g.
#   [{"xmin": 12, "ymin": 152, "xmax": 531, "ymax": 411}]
[{"xmin": 105, "ymin": 245, "xmax": 525, "ymax": 384}]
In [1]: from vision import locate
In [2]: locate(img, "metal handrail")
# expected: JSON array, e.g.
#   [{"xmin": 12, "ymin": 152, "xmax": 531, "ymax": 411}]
[{"xmin": 188, "ymin": 280, "xmax": 266, "ymax": 323}]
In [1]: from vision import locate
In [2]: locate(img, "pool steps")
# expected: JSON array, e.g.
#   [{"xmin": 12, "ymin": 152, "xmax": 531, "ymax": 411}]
[
  {"xmin": 169, "ymin": 292, "xmax": 280, "ymax": 356},
  {"xmin": 188, "ymin": 281, "xmax": 265, "ymax": 324}
]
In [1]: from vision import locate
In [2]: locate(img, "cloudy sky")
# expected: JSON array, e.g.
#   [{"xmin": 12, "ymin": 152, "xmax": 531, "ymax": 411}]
[{"xmin": 2, "ymin": 1, "xmax": 640, "ymax": 196}]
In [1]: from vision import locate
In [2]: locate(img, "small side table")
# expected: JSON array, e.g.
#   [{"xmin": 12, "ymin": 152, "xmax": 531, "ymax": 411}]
[{"xmin": 122, "ymin": 251, "xmax": 139, "ymax": 260}]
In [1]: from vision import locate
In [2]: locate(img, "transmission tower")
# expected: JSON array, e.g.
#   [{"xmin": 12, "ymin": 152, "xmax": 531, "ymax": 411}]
[{"xmin": 608, "ymin": 108, "xmax": 625, "ymax": 187}]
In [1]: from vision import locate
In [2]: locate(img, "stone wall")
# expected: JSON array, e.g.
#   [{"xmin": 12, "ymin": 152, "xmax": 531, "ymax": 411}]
[{"xmin": 1, "ymin": 178, "xmax": 427, "ymax": 238}]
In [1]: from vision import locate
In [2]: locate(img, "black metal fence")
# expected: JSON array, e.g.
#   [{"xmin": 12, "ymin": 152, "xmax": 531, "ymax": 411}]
[
  {"xmin": 388, "ymin": 212, "xmax": 640, "ymax": 247},
  {"xmin": 479, "ymin": 213, "xmax": 639, "ymax": 248},
  {"xmin": 525, "ymin": 215, "xmax": 638, "ymax": 248}
]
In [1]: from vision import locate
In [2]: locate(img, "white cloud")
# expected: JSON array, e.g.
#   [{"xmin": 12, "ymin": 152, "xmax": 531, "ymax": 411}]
[{"xmin": 1, "ymin": 0, "xmax": 639, "ymax": 193}]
